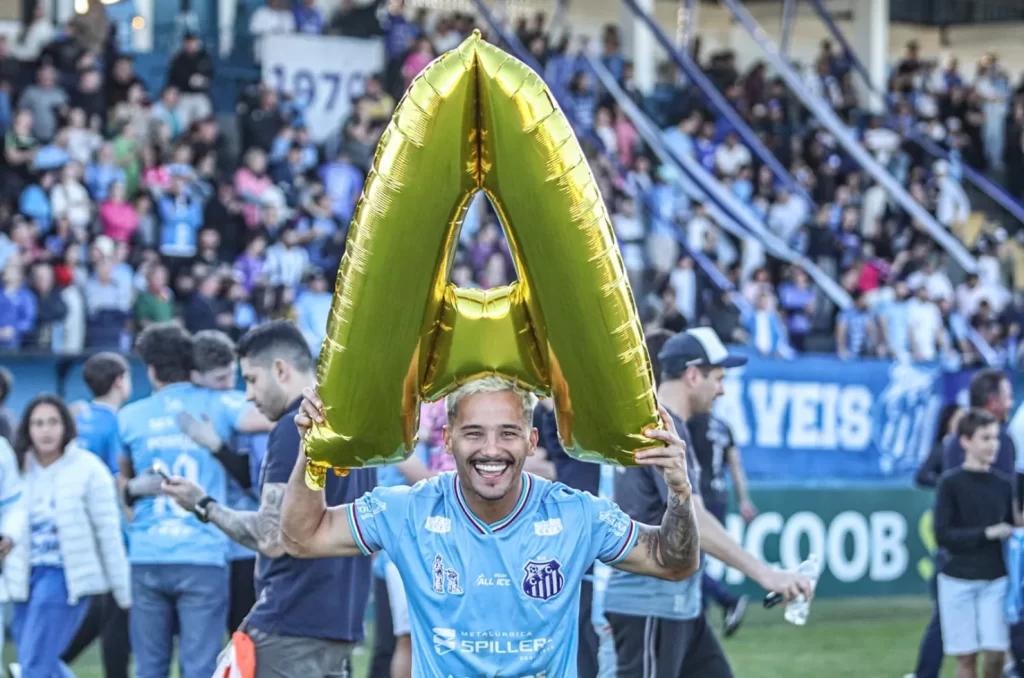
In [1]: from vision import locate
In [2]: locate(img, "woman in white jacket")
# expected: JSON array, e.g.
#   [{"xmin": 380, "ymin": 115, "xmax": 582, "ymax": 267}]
[{"xmin": 8, "ymin": 395, "xmax": 130, "ymax": 677}]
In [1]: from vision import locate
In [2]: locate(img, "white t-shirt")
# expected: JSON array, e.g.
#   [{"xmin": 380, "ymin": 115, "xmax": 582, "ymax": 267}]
[
  {"xmin": 28, "ymin": 463, "xmax": 62, "ymax": 568},
  {"xmin": 250, "ymin": 7, "xmax": 296, "ymax": 61},
  {"xmin": 907, "ymin": 298, "xmax": 943, "ymax": 361},
  {"xmin": 715, "ymin": 144, "xmax": 752, "ymax": 177}
]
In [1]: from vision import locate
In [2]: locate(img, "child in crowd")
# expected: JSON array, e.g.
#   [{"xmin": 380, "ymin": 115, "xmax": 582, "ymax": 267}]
[{"xmin": 935, "ymin": 408, "xmax": 1016, "ymax": 678}]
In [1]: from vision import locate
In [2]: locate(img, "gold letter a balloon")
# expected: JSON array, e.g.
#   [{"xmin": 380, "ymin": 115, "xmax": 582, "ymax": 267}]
[{"xmin": 303, "ymin": 32, "xmax": 659, "ymax": 487}]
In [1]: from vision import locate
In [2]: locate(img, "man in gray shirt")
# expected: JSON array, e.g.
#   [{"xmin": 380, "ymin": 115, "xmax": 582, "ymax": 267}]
[
  {"xmin": 605, "ymin": 328, "xmax": 814, "ymax": 678},
  {"xmin": 17, "ymin": 63, "xmax": 68, "ymax": 142}
]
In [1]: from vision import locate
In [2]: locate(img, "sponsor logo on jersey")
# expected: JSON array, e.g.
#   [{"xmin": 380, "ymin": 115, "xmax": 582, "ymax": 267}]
[
  {"xmin": 475, "ymin": 573, "xmax": 512, "ymax": 587},
  {"xmin": 599, "ymin": 509, "xmax": 630, "ymax": 537},
  {"xmin": 432, "ymin": 629, "xmax": 552, "ymax": 657},
  {"xmin": 522, "ymin": 559, "xmax": 564, "ymax": 601},
  {"xmin": 425, "ymin": 516, "xmax": 452, "ymax": 534},
  {"xmin": 533, "ymin": 518, "xmax": 562, "ymax": 536},
  {"xmin": 432, "ymin": 628, "xmax": 457, "ymax": 655},
  {"xmin": 356, "ymin": 496, "xmax": 386, "ymax": 519}
]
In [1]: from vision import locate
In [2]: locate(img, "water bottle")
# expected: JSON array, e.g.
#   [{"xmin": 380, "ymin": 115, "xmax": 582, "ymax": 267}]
[{"xmin": 783, "ymin": 554, "xmax": 821, "ymax": 626}]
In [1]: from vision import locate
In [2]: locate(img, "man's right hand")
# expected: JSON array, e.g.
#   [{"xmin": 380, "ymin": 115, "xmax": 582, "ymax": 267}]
[
  {"xmin": 294, "ymin": 387, "xmax": 325, "ymax": 439},
  {"xmin": 985, "ymin": 523, "xmax": 1014, "ymax": 541}
]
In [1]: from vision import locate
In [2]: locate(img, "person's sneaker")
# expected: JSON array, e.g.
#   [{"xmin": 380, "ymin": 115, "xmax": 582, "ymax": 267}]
[
  {"xmin": 8, "ymin": 663, "xmax": 21, "ymax": 678},
  {"xmin": 723, "ymin": 595, "xmax": 749, "ymax": 637}
]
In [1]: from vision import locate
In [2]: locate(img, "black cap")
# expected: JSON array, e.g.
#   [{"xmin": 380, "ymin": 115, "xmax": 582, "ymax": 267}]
[{"xmin": 658, "ymin": 327, "xmax": 747, "ymax": 376}]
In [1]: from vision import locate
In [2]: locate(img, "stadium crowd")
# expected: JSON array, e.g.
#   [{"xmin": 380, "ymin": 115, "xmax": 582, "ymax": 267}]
[{"xmin": 0, "ymin": 0, "xmax": 1023, "ymax": 369}]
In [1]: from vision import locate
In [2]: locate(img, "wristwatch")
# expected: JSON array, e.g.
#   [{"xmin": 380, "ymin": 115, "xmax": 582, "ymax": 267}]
[{"xmin": 195, "ymin": 496, "xmax": 217, "ymax": 523}]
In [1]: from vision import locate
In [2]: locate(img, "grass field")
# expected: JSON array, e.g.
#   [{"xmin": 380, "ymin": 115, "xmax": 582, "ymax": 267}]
[{"xmin": 54, "ymin": 595, "xmax": 956, "ymax": 677}]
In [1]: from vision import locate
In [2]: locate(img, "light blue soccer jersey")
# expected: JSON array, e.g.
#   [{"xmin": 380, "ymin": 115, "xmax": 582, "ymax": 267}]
[
  {"xmin": 75, "ymin": 402, "xmax": 121, "ymax": 474},
  {"xmin": 348, "ymin": 472, "xmax": 639, "ymax": 678},
  {"xmin": 118, "ymin": 382, "xmax": 250, "ymax": 566}
]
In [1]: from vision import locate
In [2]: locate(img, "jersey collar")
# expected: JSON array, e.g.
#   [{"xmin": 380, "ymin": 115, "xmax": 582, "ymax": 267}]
[{"xmin": 453, "ymin": 472, "xmax": 533, "ymax": 535}]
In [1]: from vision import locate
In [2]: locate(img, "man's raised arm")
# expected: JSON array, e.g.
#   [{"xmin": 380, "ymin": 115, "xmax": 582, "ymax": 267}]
[
  {"xmin": 280, "ymin": 390, "xmax": 365, "ymax": 559},
  {"xmin": 612, "ymin": 409, "xmax": 700, "ymax": 582}
]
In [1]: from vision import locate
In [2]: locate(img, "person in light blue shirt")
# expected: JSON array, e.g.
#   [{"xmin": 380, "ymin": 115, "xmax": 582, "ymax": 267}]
[
  {"xmin": 284, "ymin": 376, "xmax": 703, "ymax": 677},
  {"xmin": 182, "ymin": 329, "xmax": 269, "ymax": 634},
  {"xmin": 66, "ymin": 351, "xmax": 133, "ymax": 676},
  {"xmin": 118, "ymin": 323, "xmax": 271, "ymax": 678},
  {"xmin": 295, "ymin": 270, "xmax": 333, "ymax": 356},
  {"xmin": 879, "ymin": 282, "xmax": 912, "ymax": 360},
  {"xmin": 605, "ymin": 329, "xmax": 812, "ymax": 678},
  {"xmin": 76, "ymin": 353, "xmax": 132, "ymax": 475}
]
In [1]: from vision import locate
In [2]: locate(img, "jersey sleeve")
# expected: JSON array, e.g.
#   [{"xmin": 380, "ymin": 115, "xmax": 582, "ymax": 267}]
[
  {"xmin": 346, "ymin": 485, "xmax": 412, "ymax": 557},
  {"xmin": 209, "ymin": 390, "xmax": 252, "ymax": 439},
  {"xmin": 584, "ymin": 493, "xmax": 640, "ymax": 566}
]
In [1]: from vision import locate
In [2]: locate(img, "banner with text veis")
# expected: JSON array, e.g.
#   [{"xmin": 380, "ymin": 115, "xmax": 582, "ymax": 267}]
[
  {"xmin": 262, "ymin": 34, "xmax": 386, "ymax": 142},
  {"xmin": 713, "ymin": 354, "xmax": 945, "ymax": 480},
  {"xmin": 706, "ymin": 486, "xmax": 936, "ymax": 598}
]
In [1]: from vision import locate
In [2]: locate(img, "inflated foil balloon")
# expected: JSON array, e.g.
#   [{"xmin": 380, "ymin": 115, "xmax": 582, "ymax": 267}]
[{"xmin": 303, "ymin": 31, "xmax": 659, "ymax": 488}]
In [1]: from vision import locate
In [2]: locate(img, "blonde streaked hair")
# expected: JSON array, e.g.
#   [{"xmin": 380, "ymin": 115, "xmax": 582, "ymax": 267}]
[{"xmin": 445, "ymin": 376, "xmax": 538, "ymax": 425}]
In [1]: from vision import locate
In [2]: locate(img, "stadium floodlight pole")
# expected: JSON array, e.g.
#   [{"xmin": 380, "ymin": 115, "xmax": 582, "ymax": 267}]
[{"xmin": 779, "ymin": 0, "xmax": 797, "ymax": 57}]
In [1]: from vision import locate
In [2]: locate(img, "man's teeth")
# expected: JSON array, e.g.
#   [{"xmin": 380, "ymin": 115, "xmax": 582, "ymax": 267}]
[{"xmin": 474, "ymin": 462, "xmax": 509, "ymax": 474}]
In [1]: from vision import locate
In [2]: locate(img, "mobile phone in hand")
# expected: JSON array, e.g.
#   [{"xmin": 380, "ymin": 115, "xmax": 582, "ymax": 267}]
[{"xmin": 150, "ymin": 461, "xmax": 171, "ymax": 481}]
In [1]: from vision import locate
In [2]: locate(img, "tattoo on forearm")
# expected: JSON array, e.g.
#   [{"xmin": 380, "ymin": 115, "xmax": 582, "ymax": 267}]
[
  {"xmin": 638, "ymin": 492, "xmax": 699, "ymax": 573},
  {"xmin": 209, "ymin": 504, "xmax": 261, "ymax": 551},
  {"xmin": 209, "ymin": 484, "xmax": 286, "ymax": 556}
]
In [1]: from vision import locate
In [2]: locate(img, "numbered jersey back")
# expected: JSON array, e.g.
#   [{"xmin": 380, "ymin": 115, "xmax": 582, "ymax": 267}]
[{"xmin": 119, "ymin": 382, "xmax": 249, "ymax": 566}]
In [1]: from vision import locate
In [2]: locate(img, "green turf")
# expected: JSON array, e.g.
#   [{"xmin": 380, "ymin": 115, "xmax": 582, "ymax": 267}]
[{"xmin": 57, "ymin": 595, "xmax": 960, "ymax": 677}]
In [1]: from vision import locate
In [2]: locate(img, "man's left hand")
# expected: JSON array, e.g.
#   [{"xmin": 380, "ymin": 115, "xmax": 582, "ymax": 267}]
[
  {"xmin": 636, "ymin": 406, "xmax": 692, "ymax": 498},
  {"xmin": 739, "ymin": 499, "xmax": 758, "ymax": 523},
  {"xmin": 161, "ymin": 477, "xmax": 206, "ymax": 514}
]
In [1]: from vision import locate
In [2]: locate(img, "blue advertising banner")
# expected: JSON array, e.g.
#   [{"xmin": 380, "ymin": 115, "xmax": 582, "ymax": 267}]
[{"xmin": 714, "ymin": 355, "xmax": 947, "ymax": 480}]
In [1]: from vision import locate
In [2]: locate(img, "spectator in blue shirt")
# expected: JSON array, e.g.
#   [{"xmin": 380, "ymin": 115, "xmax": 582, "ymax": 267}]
[
  {"xmin": 0, "ymin": 257, "xmax": 37, "ymax": 351},
  {"xmin": 836, "ymin": 291, "xmax": 879, "ymax": 359},
  {"xmin": 319, "ymin": 151, "xmax": 363, "ymax": 224},
  {"xmin": 85, "ymin": 143, "xmax": 127, "ymax": 203},
  {"xmin": 19, "ymin": 175, "xmax": 54, "ymax": 235},
  {"xmin": 295, "ymin": 269, "xmax": 332, "ymax": 355},
  {"xmin": 293, "ymin": 0, "xmax": 324, "ymax": 35},
  {"xmin": 777, "ymin": 270, "xmax": 816, "ymax": 352},
  {"xmin": 157, "ymin": 173, "xmax": 204, "ymax": 260},
  {"xmin": 296, "ymin": 191, "xmax": 342, "ymax": 272}
]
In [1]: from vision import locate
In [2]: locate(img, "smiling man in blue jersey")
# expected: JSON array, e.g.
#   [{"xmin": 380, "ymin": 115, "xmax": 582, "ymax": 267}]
[
  {"xmin": 284, "ymin": 374, "xmax": 703, "ymax": 677},
  {"xmin": 118, "ymin": 323, "xmax": 272, "ymax": 678},
  {"xmin": 605, "ymin": 328, "xmax": 813, "ymax": 678}
]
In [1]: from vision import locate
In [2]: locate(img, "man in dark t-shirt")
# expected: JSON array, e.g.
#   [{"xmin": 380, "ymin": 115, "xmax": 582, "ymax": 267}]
[
  {"xmin": 162, "ymin": 321, "xmax": 375, "ymax": 676},
  {"xmin": 688, "ymin": 412, "xmax": 752, "ymax": 634}
]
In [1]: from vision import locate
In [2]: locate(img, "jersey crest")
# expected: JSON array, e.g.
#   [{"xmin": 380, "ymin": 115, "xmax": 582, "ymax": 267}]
[{"xmin": 522, "ymin": 559, "xmax": 565, "ymax": 601}]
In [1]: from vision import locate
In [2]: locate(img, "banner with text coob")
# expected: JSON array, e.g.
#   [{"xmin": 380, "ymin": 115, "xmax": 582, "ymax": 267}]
[
  {"xmin": 714, "ymin": 355, "xmax": 946, "ymax": 481},
  {"xmin": 261, "ymin": 34, "xmax": 386, "ymax": 142},
  {"xmin": 706, "ymin": 486, "xmax": 936, "ymax": 598}
]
